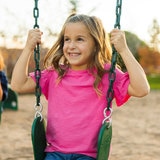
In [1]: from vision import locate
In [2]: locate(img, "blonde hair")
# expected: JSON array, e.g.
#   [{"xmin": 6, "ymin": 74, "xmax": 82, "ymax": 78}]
[
  {"xmin": 0, "ymin": 53, "xmax": 5, "ymax": 71},
  {"xmin": 44, "ymin": 14, "xmax": 112, "ymax": 94}
]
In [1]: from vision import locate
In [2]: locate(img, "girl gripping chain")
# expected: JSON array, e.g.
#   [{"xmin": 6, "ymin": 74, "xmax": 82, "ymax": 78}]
[{"xmin": 11, "ymin": 14, "xmax": 150, "ymax": 160}]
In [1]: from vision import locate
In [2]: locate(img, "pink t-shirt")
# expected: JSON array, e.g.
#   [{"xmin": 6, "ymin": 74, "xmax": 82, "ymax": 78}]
[{"xmin": 30, "ymin": 64, "xmax": 130, "ymax": 158}]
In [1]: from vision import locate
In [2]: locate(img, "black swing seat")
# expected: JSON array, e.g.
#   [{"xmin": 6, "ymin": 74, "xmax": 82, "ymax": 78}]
[{"xmin": 31, "ymin": 116, "xmax": 46, "ymax": 160}]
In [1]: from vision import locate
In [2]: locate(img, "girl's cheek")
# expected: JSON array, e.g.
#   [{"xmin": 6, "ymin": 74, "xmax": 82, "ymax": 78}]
[{"xmin": 63, "ymin": 43, "xmax": 67, "ymax": 49}]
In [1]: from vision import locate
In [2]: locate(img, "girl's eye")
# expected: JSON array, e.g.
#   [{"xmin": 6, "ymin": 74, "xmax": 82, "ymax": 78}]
[
  {"xmin": 64, "ymin": 37, "xmax": 69, "ymax": 42},
  {"xmin": 77, "ymin": 37, "xmax": 84, "ymax": 41}
]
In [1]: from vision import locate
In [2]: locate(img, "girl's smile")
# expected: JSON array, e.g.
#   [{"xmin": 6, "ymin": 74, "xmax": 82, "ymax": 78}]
[{"xmin": 68, "ymin": 52, "xmax": 81, "ymax": 58}]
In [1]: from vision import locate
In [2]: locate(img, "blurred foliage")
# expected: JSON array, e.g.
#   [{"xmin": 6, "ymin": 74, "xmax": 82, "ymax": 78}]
[
  {"xmin": 117, "ymin": 31, "xmax": 147, "ymax": 71},
  {"xmin": 147, "ymin": 75, "xmax": 160, "ymax": 90},
  {"xmin": 138, "ymin": 47, "xmax": 160, "ymax": 75},
  {"xmin": 69, "ymin": 0, "xmax": 79, "ymax": 14}
]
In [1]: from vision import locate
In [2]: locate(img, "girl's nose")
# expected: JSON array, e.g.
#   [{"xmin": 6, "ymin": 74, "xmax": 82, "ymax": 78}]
[{"xmin": 68, "ymin": 41, "xmax": 76, "ymax": 49}]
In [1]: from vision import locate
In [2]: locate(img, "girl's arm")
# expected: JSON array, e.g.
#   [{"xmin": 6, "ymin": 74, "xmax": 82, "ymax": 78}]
[
  {"xmin": 110, "ymin": 29, "xmax": 150, "ymax": 97},
  {"xmin": 11, "ymin": 29, "xmax": 43, "ymax": 93}
]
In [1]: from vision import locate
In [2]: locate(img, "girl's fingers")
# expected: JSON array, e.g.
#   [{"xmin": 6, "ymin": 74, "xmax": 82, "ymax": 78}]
[
  {"xmin": 110, "ymin": 29, "xmax": 127, "ymax": 53},
  {"xmin": 26, "ymin": 29, "xmax": 43, "ymax": 51}
]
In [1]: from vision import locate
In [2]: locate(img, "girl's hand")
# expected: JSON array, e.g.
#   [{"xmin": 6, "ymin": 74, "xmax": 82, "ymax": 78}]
[
  {"xmin": 110, "ymin": 29, "xmax": 128, "ymax": 55},
  {"xmin": 25, "ymin": 29, "xmax": 43, "ymax": 52}
]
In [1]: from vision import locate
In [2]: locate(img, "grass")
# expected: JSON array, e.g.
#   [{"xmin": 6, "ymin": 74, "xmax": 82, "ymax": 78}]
[{"xmin": 147, "ymin": 75, "xmax": 160, "ymax": 90}]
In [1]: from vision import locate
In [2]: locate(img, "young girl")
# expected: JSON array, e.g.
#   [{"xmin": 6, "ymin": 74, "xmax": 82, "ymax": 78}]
[{"xmin": 11, "ymin": 14, "xmax": 150, "ymax": 160}]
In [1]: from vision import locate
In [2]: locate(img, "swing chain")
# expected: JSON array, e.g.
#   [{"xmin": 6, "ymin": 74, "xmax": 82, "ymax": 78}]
[
  {"xmin": 103, "ymin": 0, "xmax": 122, "ymax": 125},
  {"xmin": 33, "ymin": 0, "xmax": 43, "ymax": 119},
  {"xmin": 33, "ymin": 0, "xmax": 39, "ymax": 29},
  {"xmin": 114, "ymin": 0, "xmax": 122, "ymax": 29}
]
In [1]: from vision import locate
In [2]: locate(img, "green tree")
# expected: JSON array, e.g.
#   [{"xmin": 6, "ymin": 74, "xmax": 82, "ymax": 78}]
[
  {"xmin": 69, "ymin": 0, "xmax": 79, "ymax": 14},
  {"xmin": 125, "ymin": 31, "xmax": 147, "ymax": 59}
]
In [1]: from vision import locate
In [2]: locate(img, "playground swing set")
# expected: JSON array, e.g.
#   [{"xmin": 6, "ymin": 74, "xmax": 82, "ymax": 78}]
[
  {"xmin": 32, "ymin": 0, "xmax": 123, "ymax": 160},
  {"xmin": 31, "ymin": 0, "xmax": 123, "ymax": 160},
  {"xmin": 1, "ymin": 0, "xmax": 123, "ymax": 160}
]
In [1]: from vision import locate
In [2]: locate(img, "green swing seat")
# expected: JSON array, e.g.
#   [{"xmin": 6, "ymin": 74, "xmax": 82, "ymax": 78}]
[
  {"xmin": 31, "ymin": 117, "xmax": 112, "ymax": 160},
  {"xmin": 97, "ymin": 122, "xmax": 112, "ymax": 160},
  {"xmin": 0, "ymin": 86, "xmax": 18, "ymax": 123},
  {"xmin": 31, "ymin": 116, "xmax": 46, "ymax": 160}
]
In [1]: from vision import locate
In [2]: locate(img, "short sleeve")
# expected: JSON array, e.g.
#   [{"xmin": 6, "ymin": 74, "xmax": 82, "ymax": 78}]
[
  {"xmin": 29, "ymin": 69, "xmax": 52, "ymax": 99},
  {"xmin": 113, "ymin": 68, "xmax": 130, "ymax": 106}
]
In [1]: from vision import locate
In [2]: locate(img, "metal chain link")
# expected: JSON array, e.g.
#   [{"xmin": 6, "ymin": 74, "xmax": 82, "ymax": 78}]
[
  {"xmin": 33, "ymin": 0, "xmax": 39, "ymax": 29},
  {"xmin": 114, "ymin": 0, "xmax": 122, "ymax": 29},
  {"xmin": 103, "ymin": 0, "xmax": 122, "ymax": 124},
  {"xmin": 33, "ymin": 0, "xmax": 43, "ymax": 118}
]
